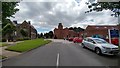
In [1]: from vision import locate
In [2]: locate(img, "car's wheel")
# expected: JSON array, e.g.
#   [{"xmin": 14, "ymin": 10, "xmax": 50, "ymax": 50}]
[
  {"xmin": 95, "ymin": 48, "xmax": 102, "ymax": 55},
  {"xmin": 81, "ymin": 43, "xmax": 85, "ymax": 48}
]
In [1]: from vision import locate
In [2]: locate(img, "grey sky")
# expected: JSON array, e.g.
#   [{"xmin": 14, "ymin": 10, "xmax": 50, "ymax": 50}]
[{"xmin": 10, "ymin": 0, "xmax": 118, "ymax": 34}]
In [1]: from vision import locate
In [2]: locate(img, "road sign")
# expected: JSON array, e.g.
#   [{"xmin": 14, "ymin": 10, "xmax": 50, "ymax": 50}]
[
  {"xmin": 108, "ymin": 29, "xmax": 119, "ymax": 43},
  {"xmin": 110, "ymin": 29, "xmax": 119, "ymax": 38}
]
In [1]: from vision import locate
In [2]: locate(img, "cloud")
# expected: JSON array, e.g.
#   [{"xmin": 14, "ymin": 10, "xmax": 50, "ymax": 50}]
[{"xmin": 10, "ymin": 0, "xmax": 118, "ymax": 33}]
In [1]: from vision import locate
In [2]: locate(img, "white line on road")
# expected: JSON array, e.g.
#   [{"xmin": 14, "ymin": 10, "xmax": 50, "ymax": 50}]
[{"xmin": 56, "ymin": 53, "xmax": 60, "ymax": 67}]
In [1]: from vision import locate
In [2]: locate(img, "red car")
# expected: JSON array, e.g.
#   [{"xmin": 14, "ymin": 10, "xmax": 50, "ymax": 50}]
[
  {"xmin": 111, "ymin": 38, "xmax": 119, "ymax": 46},
  {"xmin": 73, "ymin": 37, "xmax": 83, "ymax": 43},
  {"xmin": 105, "ymin": 38, "xmax": 119, "ymax": 46},
  {"xmin": 68, "ymin": 37, "xmax": 74, "ymax": 41}
]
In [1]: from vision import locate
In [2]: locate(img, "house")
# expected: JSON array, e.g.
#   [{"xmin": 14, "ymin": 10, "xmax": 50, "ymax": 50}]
[{"xmin": 13, "ymin": 20, "xmax": 37, "ymax": 39}]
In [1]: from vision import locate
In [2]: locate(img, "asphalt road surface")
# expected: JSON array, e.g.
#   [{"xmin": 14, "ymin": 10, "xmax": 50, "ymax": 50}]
[{"xmin": 2, "ymin": 39, "xmax": 120, "ymax": 66}]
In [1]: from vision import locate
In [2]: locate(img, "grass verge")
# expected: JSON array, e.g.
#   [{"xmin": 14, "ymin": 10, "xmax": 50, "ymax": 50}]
[
  {"xmin": 0, "ymin": 42, "xmax": 8, "ymax": 47},
  {"xmin": 6, "ymin": 39, "xmax": 51, "ymax": 52}
]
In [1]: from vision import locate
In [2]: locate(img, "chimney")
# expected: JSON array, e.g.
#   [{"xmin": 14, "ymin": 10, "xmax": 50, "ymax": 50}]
[
  {"xmin": 13, "ymin": 20, "xmax": 17, "ymax": 25},
  {"xmin": 28, "ymin": 21, "xmax": 31, "ymax": 25}
]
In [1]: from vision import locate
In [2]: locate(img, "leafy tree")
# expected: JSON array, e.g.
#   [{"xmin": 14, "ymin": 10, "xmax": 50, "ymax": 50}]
[
  {"xmin": 40, "ymin": 33, "xmax": 44, "ymax": 38},
  {"xmin": 2, "ymin": 22, "xmax": 16, "ymax": 41},
  {"xmin": 78, "ymin": 27, "xmax": 84, "ymax": 31},
  {"xmin": 38, "ymin": 33, "xmax": 44, "ymax": 38},
  {"xmin": 43, "ymin": 31, "xmax": 54, "ymax": 38},
  {"xmin": 48, "ymin": 31, "xmax": 54, "ymax": 38},
  {"xmin": 2, "ymin": 2, "xmax": 19, "ymax": 28},
  {"xmin": 74, "ymin": 27, "xmax": 78, "ymax": 32},
  {"xmin": 2, "ymin": 2, "xmax": 19, "ymax": 41},
  {"xmin": 68, "ymin": 27, "xmax": 84, "ymax": 32},
  {"xmin": 44, "ymin": 33, "xmax": 49, "ymax": 38},
  {"xmin": 69, "ymin": 27, "xmax": 74, "ymax": 30},
  {"xmin": 85, "ymin": 1, "xmax": 120, "ymax": 17}
]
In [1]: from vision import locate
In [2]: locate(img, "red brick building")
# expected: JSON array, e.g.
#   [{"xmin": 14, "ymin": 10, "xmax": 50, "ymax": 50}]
[
  {"xmin": 54, "ymin": 23, "xmax": 119, "ymax": 39},
  {"xmin": 54, "ymin": 23, "xmax": 78, "ymax": 39},
  {"xmin": 81, "ymin": 25, "xmax": 119, "ymax": 39}
]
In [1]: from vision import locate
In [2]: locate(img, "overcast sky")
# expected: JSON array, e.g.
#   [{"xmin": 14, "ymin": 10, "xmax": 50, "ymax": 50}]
[{"xmin": 10, "ymin": 0, "xmax": 118, "ymax": 34}]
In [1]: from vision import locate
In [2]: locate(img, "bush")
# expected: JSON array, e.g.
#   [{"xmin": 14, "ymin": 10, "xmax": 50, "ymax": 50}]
[
  {"xmin": 16, "ymin": 38, "xmax": 24, "ymax": 41},
  {"xmin": 23, "ymin": 37, "xmax": 30, "ymax": 40},
  {"xmin": 16, "ymin": 37, "xmax": 30, "ymax": 41},
  {"xmin": 2, "ymin": 39, "xmax": 6, "ymax": 42}
]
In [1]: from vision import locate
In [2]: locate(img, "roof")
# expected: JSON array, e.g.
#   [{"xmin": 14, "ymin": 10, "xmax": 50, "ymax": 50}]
[
  {"xmin": 21, "ymin": 21, "xmax": 36, "ymax": 30},
  {"xmin": 86, "ymin": 25, "xmax": 118, "ymax": 30}
]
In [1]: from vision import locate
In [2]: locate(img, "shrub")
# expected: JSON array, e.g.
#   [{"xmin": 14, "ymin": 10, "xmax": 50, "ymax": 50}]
[
  {"xmin": 2, "ymin": 39, "xmax": 6, "ymax": 42},
  {"xmin": 23, "ymin": 37, "xmax": 30, "ymax": 40},
  {"xmin": 16, "ymin": 38, "xmax": 24, "ymax": 41}
]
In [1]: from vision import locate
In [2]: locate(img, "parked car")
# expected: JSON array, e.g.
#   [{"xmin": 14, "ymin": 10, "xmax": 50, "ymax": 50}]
[
  {"xmin": 81, "ymin": 37, "xmax": 119, "ymax": 55},
  {"xmin": 105, "ymin": 38, "xmax": 119, "ymax": 46},
  {"xmin": 73, "ymin": 37, "xmax": 83, "ymax": 43},
  {"xmin": 68, "ymin": 37, "xmax": 74, "ymax": 41},
  {"xmin": 111, "ymin": 38, "xmax": 119, "ymax": 46}
]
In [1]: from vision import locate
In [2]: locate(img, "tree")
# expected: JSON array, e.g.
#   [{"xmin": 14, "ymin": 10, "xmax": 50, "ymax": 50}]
[
  {"xmin": 2, "ymin": 2, "xmax": 19, "ymax": 28},
  {"xmin": 85, "ymin": 1, "xmax": 120, "ymax": 17},
  {"xmin": 48, "ymin": 31, "xmax": 54, "ymax": 38},
  {"xmin": 38, "ymin": 33, "xmax": 44, "ymax": 38},
  {"xmin": 44, "ymin": 33, "xmax": 49, "ymax": 38},
  {"xmin": 2, "ymin": 22, "xmax": 16, "ymax": 41},
  {"xmin": 2, "ymin": 2, "xmax": 19, "ymax": 41},
  {"xmin": 78, "ymin": 27, "xmax": 84, "ymax": 31},
  {"xmin": 69, "ymin": 27, "xmax": 74, "ymax": 30},
  {"xmin": 69, "ymin": 27, "xmax": 84, "ymax": 32}
]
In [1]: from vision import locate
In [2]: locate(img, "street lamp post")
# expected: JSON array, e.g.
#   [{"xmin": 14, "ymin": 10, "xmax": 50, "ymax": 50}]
[
  {"xmin": 116, "ymin": 9, "xmax": 120, "ymax": 46},
  {"xmin": 118, "ymin": 12, "xmax": 120, "ymax": 46},
  {"xmin": 14, "ymin": 31, "xmax": 17, "ymax": 42}
]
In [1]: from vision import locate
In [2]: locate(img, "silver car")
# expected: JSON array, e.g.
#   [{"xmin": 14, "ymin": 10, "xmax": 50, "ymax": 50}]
[{"xmin": 82, "ymin": 37, "xmax": 119, "ymax": 55}]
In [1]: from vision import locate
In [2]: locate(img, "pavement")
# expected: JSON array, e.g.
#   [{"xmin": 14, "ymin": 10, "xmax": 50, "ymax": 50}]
[
  {"xmin": 0, "ymin": 41, "xmax": 23, "ymax": 59},
  {"xmin": 2, "ymin": 39, "xmax": 119, "ymax": 66}
]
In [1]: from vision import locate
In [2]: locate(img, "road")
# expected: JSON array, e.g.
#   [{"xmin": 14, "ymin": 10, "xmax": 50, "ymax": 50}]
[{"xmin": 2, "ymin": 39, "xmax": 119, "ymax": 66}]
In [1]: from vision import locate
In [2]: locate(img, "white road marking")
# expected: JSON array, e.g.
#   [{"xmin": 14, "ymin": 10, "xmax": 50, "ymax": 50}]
[{"xmin": 56, "ymin": 53, "xmax": 60, "ymax": 67}]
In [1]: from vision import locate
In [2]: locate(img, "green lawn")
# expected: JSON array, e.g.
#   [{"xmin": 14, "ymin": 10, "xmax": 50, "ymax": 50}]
[
  {"xmin": 6, "ymin": 39, "xmax": 51, "ymax": 52},
  {"xmin": 0, "ymin": 42, "xmax": 8, "ymax": 47}
]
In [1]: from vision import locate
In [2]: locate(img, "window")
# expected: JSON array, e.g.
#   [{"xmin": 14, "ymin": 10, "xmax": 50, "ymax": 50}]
[
  {"xmin": 88, "ymin": 39, "xmax": 96, "ymax": 44},
  {"xmin": 96, "ymin": 27, "xmax": 99, "ymax": 29},
  {"xmin": 94, "ymin": 39, "xmax": 108, "ymax": 44},
  {"xmin": 84, "ymin": 38, "xmax": 88, "ymax": 41},
  {"xmin": 104, "ymin": 27, "xmax": 107, "ymax": 28}
]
